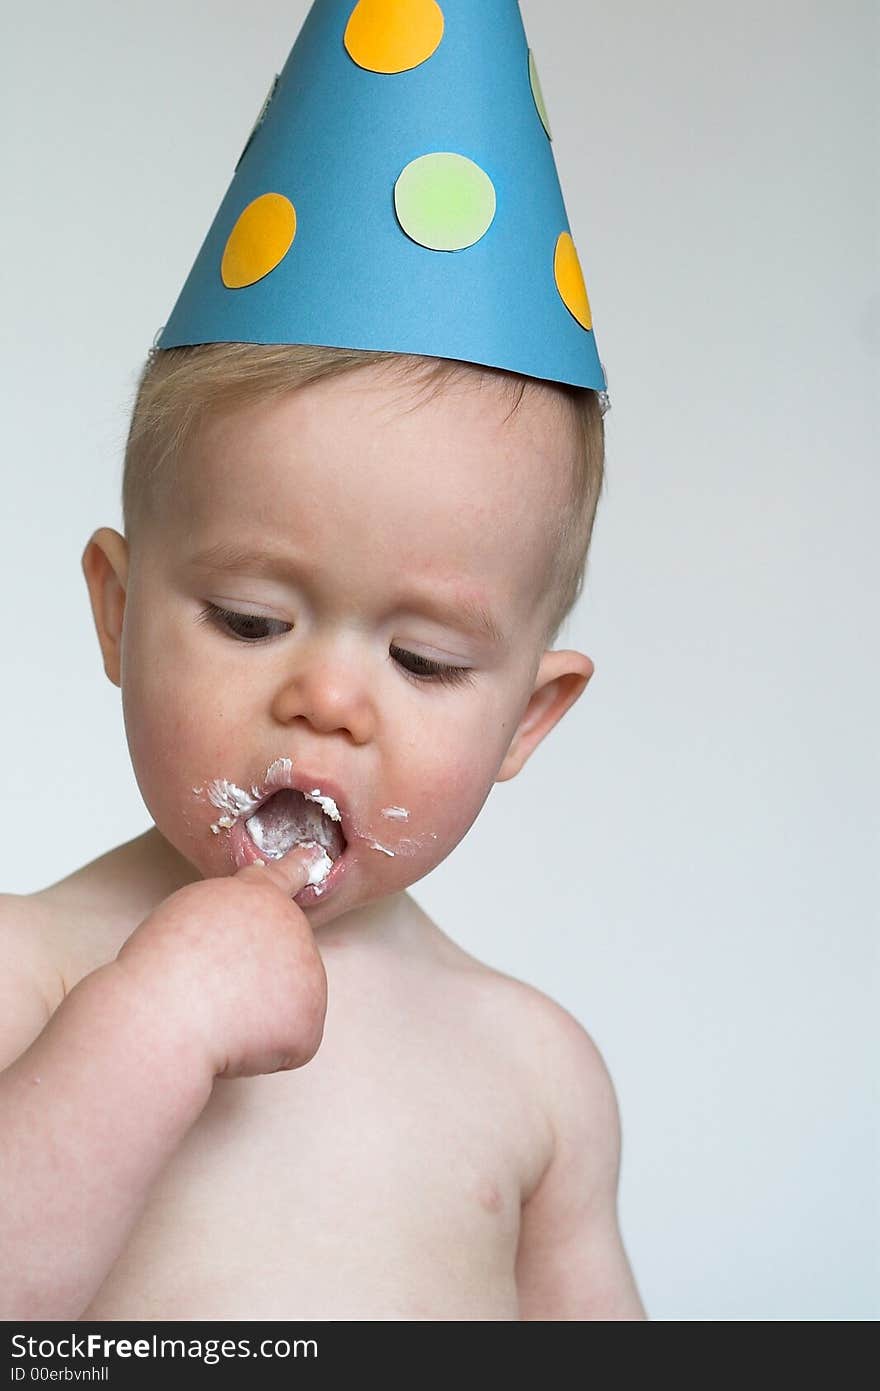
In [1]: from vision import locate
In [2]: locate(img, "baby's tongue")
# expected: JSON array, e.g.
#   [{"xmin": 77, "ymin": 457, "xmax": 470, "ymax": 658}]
[{"xmin": 245, "ymin": 788, "xmax": 344, "ymax": 862}]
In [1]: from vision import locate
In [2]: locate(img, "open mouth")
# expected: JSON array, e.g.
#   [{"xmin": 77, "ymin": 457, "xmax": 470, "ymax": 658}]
[{"xmin": 244, "ymin": 788, "xmax": 348, "ymax": 864}]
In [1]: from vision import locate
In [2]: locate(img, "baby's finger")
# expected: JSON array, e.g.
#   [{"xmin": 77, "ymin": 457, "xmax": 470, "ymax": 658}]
[{"xmin": 238, "ymin": 841, "xmax": 330, "ymax": 900}]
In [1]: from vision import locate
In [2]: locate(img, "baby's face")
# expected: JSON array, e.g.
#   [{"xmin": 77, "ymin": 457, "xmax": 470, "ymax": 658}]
[{"xmin": 89, "ymin": 364, "xmax": 593, "ymax": 926}]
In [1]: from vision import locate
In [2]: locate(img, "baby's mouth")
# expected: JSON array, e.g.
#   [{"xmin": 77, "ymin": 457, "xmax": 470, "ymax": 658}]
[{"xmin": 244, "ymin": 788, "xmax": 348, "ymax": 863}]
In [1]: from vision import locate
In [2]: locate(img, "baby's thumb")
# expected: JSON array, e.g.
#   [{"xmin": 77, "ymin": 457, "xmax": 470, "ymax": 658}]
[{"xmin": 238, "ymin": 840, "xmax": 330, "ymax": 900}]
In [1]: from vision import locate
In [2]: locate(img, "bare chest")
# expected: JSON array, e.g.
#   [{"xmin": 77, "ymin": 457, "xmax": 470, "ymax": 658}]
[{"xmin": 79, "ymin": 993, "xmax": 534, "ymax": 1321}]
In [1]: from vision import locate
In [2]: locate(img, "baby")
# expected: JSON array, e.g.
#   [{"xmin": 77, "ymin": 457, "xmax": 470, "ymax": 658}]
[
  {"xmin": 3, "ymin": 0, "xmax": 648, "ymax": 1321},
  {"xmin": 1, "ymin": 341, "xmax": 645, "ymax": 1321}
]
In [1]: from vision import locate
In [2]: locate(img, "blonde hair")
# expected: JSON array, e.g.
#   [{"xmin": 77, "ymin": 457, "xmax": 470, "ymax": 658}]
[{"xmin": 121, "ymin": 342, "xmax": 606, "ymax": 650}]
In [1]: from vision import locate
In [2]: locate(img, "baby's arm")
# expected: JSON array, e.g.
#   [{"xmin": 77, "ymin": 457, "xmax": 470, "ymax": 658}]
[
  {"xmin": 514, "ymin": 1000, "xmax": 647, "ymax": 1320},
  {"xmin": 0, "ymin": 910, "xmax": 214, "ymax": 1321},
  {"xmin": 0, "ymin": 847, "xmax": 326, "ymax": 1320}
]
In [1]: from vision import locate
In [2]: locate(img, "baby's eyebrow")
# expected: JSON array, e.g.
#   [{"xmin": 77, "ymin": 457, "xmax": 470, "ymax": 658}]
[
  {"xmin": 404, "ymin": 588, "xmax": 505, "ymax": 647},
  {"xmin": 184, "ymin": 540, "xmax": 506, "ymax": 647}
]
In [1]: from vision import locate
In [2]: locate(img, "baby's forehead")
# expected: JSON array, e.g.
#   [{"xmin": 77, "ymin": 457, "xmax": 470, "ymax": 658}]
[
  {"xmin": 167, "ymin": 367, "xmax": 574, "ymax": 585},
  {"xmin": 186, "ymin": 363, "xmax": 575, "ymax": 493}
]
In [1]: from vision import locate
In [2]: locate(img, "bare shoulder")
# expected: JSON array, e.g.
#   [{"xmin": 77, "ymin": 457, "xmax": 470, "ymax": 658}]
[
  {"xmin": 0, "ymin": 893, "xmax": 67, "ymax": 999},
  {"xmin": 435, "ymin": 938, "xmax": 616, "ymax": 1117},
  {"xmin": 508, "ymin": 976, "xmax": 619, "ymax": 1123},
  {"xmin": 424, "ymin": 936, "xmax": 620, "ymax": 1188},
  {"xmin": 470, "ymin": 965, "xmax": 620, "ymax": 1159},
  {"xmin": 0, "ymin": 892, "xmax": 68, "ymax": 1070}
]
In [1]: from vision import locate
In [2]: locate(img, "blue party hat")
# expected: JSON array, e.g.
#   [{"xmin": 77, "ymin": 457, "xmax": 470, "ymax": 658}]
[{"xmin": 157, "ymin": 0, "xmax": 607, "ymax": 393}]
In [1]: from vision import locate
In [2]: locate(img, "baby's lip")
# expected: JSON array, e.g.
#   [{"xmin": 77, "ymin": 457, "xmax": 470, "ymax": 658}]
[
  {"xmin": 247, "ymin": 767, "xmax": 352, "ymax": 850},
  {"xmin": 229, "ymin": 811, "xmax": 351, "ymax": 901}
]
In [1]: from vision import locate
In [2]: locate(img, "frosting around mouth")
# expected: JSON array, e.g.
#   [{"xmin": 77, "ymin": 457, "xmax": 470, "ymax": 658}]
[{"xmin": 245, "ymin": 788, "xmax": 346, "ymax": 865}]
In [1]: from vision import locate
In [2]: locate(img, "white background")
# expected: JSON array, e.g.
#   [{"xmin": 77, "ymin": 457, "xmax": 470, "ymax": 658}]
[{"xmin": 1, "ymin": 1, "xmax": 877, "ymax": 1320}]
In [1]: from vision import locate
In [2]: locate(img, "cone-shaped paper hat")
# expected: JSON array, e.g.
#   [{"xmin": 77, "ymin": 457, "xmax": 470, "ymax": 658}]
[{"xmin": 158, "ymin": 0, "xmax": 607, "ymax": 393}]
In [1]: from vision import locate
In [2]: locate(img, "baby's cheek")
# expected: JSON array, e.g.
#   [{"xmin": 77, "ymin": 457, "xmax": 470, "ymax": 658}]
[
  {"xmin": 124, "ymin": 662, "xmax": 197, "ymax": 781},
  {"xmin": 121, "ymin": 666, "xmax": 234, "ymax": 869},
  {"xmin": 391, "ymin": 750, "xmax": 498, "ymax": 869}
]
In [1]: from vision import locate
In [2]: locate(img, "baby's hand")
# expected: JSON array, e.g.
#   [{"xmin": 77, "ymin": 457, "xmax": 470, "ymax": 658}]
[{"xmin": 114, "ymin": 843, "xmax": 329, "ymax": 1080}]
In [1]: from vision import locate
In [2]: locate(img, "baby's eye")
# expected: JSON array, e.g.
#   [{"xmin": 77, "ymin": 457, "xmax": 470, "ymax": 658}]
[
  {"xmin": 389, "ymin": 646, "xmax": 475, "ymax": 689},
  {"xmin": 198, "ymin": 604, "xmax": 474, "ymax": 689},
  {"xmin": 199, "ymin": 603, "xmax": 290, "ymax": 642}
]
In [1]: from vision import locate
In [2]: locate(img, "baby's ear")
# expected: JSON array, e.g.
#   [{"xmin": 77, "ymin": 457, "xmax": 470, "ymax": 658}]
[
  {"xmin": 81, "ymin": 528, "xmax": 130, "ymax": 688},
  {"xmin": 496, "ymin": 651, "xmax": 594, "ymax": 783}
]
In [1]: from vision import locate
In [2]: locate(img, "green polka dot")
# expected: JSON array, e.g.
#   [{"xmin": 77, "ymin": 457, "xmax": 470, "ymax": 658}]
[
  {"xmin": 394, "ymin": 152, "xmax": 496, "ymax": 252},
  {"xmin": 529, "ymin": 50, "xmax": 552, "ymax": 140}
]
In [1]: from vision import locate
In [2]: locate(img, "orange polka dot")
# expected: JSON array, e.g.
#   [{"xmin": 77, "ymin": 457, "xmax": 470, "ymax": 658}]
[
  {"xmin": 554, "ymin": 232, "xmax": 592, "ymax": 329},
  {"xmin": 344, "ymin": 0, "xmax": 444, "ymax": 74},
  {"xmin": 221, "ymin": 193, "xmax": 297, "ymax": 289}
]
